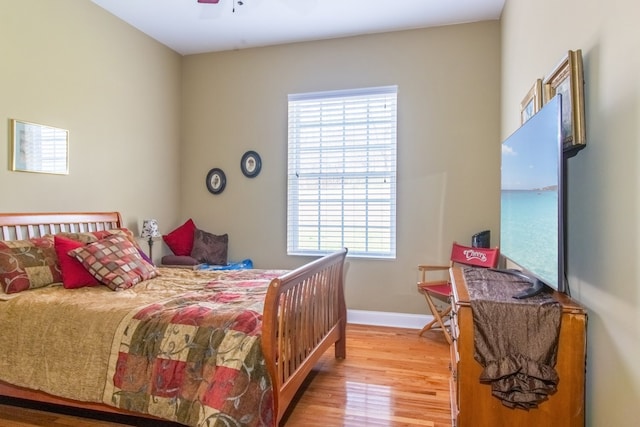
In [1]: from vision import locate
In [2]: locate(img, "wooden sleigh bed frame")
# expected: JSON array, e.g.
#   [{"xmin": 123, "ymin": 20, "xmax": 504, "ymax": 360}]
[{"xmin": 0, "ymin": 211, "xmax": 348, "ymax": 426}]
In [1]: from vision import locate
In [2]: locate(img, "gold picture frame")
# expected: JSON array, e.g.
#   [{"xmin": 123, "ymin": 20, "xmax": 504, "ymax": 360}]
[
  {"xmin": 10, "ymin": 119, "xmax": 69, "ymax": 175},
  {"xmin": 543, "ymin": 49, "xmax": 586, "ymax": 150},
  {"xmin": 520, "ymin": 79, "xmax": 543, "ymax": 124}
]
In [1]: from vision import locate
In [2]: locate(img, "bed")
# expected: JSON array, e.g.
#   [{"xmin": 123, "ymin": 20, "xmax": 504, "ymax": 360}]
[{"xmin": 0, "ymin": 211, "xmax": 348, "ymax": 426}]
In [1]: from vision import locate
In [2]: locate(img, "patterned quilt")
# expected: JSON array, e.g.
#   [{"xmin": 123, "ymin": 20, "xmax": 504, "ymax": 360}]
[
  {"xmin": 0, "ymin": 267, "xmax": 289, "ymax": 427},
  {"xmin": 103, "ymin": 269, "xmax": 287, "ymax": 427}
]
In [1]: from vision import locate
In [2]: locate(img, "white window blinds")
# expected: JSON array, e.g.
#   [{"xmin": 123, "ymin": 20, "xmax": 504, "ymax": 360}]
[{"xmin": 287, "ymin": 86, "xmax": 397, "ymax": 258}]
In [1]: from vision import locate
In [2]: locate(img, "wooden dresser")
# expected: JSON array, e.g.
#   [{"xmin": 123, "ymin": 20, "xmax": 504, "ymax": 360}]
[{"xmin": 449, "ymin": 267, "xmax": 587, "ymax": 427}]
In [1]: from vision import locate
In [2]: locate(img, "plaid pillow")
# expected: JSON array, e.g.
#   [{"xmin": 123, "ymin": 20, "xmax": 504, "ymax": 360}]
[
  {"xmin": 69, "ymin": 235, "xmax": 158, "ymax": 291},
  {"xmin": 0, "ymin": 236, "xmax": 62, "ymax": 294},
  {"xmin": 58, "ymin": 228, "xmax": 152, "ymax": 265},
  {"xmin": 58, "ymin": 228, "xmax": 141, "ymax": 248}
]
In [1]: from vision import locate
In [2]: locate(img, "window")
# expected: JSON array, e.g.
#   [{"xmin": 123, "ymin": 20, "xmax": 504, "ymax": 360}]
[{"xmin": 287, "ymin": 86, "xmax": 397, "ymax": 258}]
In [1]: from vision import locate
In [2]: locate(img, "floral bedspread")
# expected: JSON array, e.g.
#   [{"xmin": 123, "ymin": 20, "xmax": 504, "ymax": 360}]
[{"xmin": 103, "ymin": 269, "xmax": 286, "ymax": 427}]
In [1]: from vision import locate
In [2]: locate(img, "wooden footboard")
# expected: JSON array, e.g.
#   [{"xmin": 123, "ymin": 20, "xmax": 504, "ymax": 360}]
[
  {"xmin": 262, "ymin": 248, "xmax": 348, "ymax": 424},
  {"xmin": 0, "ymin": 212, "xmax": 348, "ymax": 426}
]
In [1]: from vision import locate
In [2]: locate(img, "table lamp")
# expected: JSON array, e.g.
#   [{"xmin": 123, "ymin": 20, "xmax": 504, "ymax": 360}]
[{"xmin": 140, "ymin": 219, "xmax": 161, "ymax": 261}]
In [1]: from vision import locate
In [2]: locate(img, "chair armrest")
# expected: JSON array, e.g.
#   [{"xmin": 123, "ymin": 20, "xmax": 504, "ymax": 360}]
[
  {"xmin": 418, "ymin": 264, "xmax": 449, "ymax": 272},
  {"xmin": 417, "ymin": 264, "xmax": 450, "ymax": 284},
  {"xmin": 418, "ymin": 264, "xmax": 450, "ymax": 286}
]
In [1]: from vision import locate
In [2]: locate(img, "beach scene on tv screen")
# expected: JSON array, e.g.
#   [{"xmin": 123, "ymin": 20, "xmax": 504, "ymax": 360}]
[{"xmin": 501, "ymin": 117, "xmax": 558, "ymax": 288}]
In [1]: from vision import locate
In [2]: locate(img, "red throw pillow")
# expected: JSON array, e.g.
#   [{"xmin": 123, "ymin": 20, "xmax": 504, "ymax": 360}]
[
  {"xmin": 54, "ymin": 236, "xmax": 99, "ymax": 289},
  {"xmin": 162, "ymin": 218, "xmax": 196, "ymax": 256}
]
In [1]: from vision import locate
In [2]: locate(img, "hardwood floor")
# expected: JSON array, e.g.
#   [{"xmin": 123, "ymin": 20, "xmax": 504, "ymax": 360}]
[{"xmin": 0, "ymin": 324, "xmax": 451, "ymax": 427}]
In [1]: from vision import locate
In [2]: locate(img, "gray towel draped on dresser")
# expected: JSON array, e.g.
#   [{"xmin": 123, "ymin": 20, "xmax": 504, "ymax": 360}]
[{"xmin": 463, "ymin": 267, "xmax": 562, "ymax": 409}]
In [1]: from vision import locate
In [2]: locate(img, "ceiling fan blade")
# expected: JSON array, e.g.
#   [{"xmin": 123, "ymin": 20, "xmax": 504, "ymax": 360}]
[{"xmin": 198, "ymin": 0, "xmax": 220, "ymax": 3}]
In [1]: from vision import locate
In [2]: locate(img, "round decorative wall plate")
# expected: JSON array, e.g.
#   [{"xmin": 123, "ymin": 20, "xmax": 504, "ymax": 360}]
[
  {"xmin": 240, "ymin": 150, "xmax": 262, "ymax": 178},
  {"xmin": 206, "ymin": 168, "xmax": 226, "ymax": 194}
]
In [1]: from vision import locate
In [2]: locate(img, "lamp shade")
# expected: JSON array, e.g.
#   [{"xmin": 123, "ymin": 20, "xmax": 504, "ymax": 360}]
[{"xmin": 140, "ymin": 219, "xmax": 161, "ymax": 239}]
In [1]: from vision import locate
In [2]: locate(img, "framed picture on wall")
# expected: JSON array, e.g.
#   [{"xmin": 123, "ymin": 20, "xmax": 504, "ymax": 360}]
[
  {"xmin": 206, "ymin": 168, "xmax": 226, "ymax": 194},
  {"xmin": 10, "ymin": 119, "xmax": 69, "ymax": 175},
  {"xmin": 520, "ymin": 79, "xmax": 543, "ymax": 124},
  {"xmin": 240, "ymin": 150, "xmax": 262, "ymax": 178},
  {"xmin": 543, "ymin": 49, "xmax": 586, "ymax": 150}
]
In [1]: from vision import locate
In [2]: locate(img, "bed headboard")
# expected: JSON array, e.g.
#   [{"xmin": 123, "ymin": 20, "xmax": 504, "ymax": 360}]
[{"xmin": 0, "ymin": 212, "xmax": 123, "ymax": 241}]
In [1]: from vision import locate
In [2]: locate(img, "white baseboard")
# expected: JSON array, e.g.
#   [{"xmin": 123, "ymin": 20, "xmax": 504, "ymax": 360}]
[{"xmin": 347, "ymin": 309, "xmax": 433, "ymax": 330}]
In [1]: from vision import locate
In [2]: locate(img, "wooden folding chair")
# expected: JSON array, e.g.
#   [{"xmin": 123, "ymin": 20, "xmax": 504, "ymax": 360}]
[{"xmin": 417, "ymin": 242, "xmax": 499, "ymax": 343}]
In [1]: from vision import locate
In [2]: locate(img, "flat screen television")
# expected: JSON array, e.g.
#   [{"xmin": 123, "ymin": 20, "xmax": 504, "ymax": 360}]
[{"xmin": 499, "ymin": 95, "xmax": 581, "ymax": 298}]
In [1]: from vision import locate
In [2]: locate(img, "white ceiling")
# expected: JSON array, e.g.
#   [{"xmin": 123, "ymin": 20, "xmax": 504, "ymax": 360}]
[{"xmin": 91, "ymin": 0, "xmax": 505, "ymax": 56}]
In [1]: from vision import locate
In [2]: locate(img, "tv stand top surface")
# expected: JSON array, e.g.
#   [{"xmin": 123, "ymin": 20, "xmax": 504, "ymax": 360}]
[{"xmin": 450, "ymin": 267, "xmax": 585, "ymax": 314}]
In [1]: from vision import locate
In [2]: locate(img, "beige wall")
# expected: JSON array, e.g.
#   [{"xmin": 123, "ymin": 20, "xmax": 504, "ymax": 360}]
[
  {"xmin": 0, "ymin": 0, "xmax": 182, "ymax": 263},
  {"xmin": 180, "ymin": 22, "xmax": 502, "ymax": 314},
  {"xmin": 501, "ymin": 0, "xmax": 640, "ymax": 425}
]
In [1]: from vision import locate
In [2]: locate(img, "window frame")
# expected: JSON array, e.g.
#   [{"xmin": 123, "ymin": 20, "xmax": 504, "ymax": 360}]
[{"xmin": 287, "ymin": 85, "xmax": 398, "ymax": 259}]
